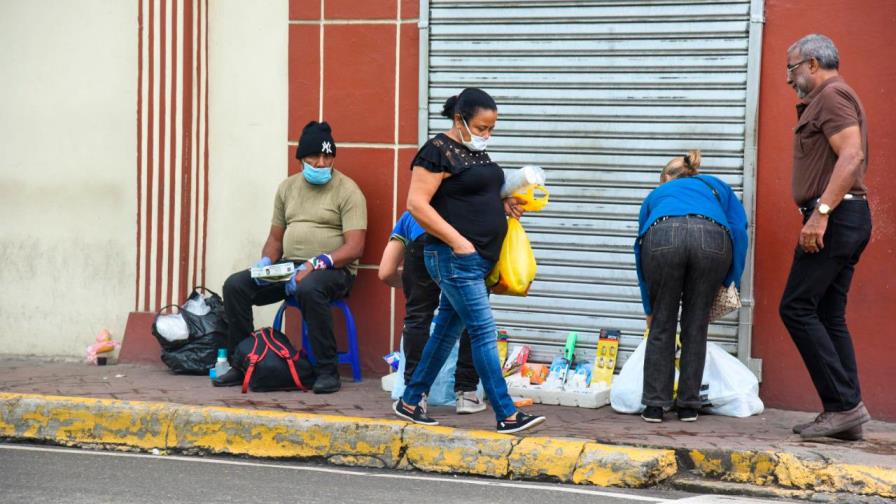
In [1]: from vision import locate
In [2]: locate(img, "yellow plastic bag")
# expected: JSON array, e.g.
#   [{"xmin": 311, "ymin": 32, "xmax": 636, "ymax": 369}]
[
  {"xmin": 486, "ymin": 218, "xmax": 536, "ymax": 296},
  {"xmin": 512, "ymin": 184, "xmax": 549, "ymax": 212}
]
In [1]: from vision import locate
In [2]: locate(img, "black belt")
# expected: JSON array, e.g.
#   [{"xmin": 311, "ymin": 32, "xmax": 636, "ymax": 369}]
[
  {"xmin": 799, "ymin": 193, "xmax": 867, "ymax": 216},
  {"xmin": 649, "ymin": 214, "xmax": 725, "ymax": 229}
]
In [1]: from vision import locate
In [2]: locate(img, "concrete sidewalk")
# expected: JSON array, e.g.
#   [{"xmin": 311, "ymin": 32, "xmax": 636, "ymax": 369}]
[{"xmin": 1, "ymin": 357, "xmax": 894, "ymax": 499}]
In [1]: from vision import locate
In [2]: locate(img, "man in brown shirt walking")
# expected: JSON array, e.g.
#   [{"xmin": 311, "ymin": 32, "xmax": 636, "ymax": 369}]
[{"xmin": 779, "ymin": 34, "xmax": 872, "ymax": 440}]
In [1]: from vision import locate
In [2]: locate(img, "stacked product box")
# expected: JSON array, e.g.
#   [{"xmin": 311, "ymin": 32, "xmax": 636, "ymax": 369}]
[{"xmin": 501, "ymin": 329, "xmax": 621, "ymax": 409}]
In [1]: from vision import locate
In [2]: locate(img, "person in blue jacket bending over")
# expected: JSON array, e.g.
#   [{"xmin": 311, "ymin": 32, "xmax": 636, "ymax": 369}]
[{"xmin": 634, "ymin": 150, "xmax": 748, "ymax": 423}]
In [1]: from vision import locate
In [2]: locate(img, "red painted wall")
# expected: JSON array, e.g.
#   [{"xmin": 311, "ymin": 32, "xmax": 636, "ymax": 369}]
[
  {"xmin": 753, "ymin": 0, "xmax": 896, "ymax": 419},
  {"xmin": 288, "ymin": 0, "xmax": 419, "ymax": 376}
]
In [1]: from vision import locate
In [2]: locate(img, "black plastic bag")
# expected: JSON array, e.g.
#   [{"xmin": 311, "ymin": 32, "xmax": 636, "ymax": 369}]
[
  {"xmin": 153, "ymin": 287, "xmax": 229, "ymax": 374},
  {"xmin": 161, "ymin": 332, "xmax": 223, "ymax": 375},
  {"xmin": 233, "ymin": 327, "xmax": 316, "ymax": 392},
  {"xmin": 181, "ymin": 287, "xmax": 228, "ymax": 343}
]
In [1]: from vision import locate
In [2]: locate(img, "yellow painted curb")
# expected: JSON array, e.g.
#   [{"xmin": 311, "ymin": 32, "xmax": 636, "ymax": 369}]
[
  {"xmin": 685, "ymin": 448, "xmax": 896, "ymax": 498},
  {"xmin": 0, "ymin": 393, "xmax": 174, "ymax": 450},
  {"xmin": 170, "ymin": 405, "xmax": 404, "ymax": 468},
  {"xmin": 401, "ymin": 425, "xmax": 514, "ymax": 477},
  {"xmin": 508, "ymin": 436, "xmax": 586, "ymax": 481},
  {"xmin": 774, "ymin": 452, "xmax": 896, "ymax": 498},
  {"xmin": 4, "ymin": 393, "xmax": 892, "ymax": 497},
  {"xmin": 572, "ymin": 442, "xmax": 677, "ymax": 487}
]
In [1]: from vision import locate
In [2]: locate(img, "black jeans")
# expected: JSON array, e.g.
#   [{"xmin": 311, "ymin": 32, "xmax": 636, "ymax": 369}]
[
  {"xmin": 402, "ymin": 237, "xmax": 479, "ymax": 392},
  {"xmin": 779, "ymin": 199, "xmax": 871, "ymax": 412},
  {"xmin": 222, "ymin": 265, "xmax": 354, "ymax": 377},
  {"xmin": 641, "ymin": 216, "xmax": 732, "ymax": 408}
]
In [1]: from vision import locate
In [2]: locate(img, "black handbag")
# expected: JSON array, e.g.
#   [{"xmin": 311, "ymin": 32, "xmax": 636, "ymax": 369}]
[
  {"xmin": 233, "ymin": 327, "xmax": 316, "ymax": 392},
  {"xmin": 152, "ymin": 287, "xmax": 229, "ymax": 375}
]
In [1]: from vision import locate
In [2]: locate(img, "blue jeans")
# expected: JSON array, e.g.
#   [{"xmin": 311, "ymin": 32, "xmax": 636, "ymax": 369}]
[{"xmin": 402, "ymin": 242, "xmax": 517, "ymax": 420}]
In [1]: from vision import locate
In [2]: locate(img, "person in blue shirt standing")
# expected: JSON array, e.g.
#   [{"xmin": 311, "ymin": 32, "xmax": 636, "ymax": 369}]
[
  {"xmin": 634, "ymin": 150, "xmax": 748, "ymax": 423},
  {"xmin": 378, "ymin": 211, "xmax": 484, "ymax": 414}
]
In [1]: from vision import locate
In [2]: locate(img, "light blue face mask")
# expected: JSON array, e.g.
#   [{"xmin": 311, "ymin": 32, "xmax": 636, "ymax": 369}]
[{"xmin": 302, "ymin": 161, "xmax": 333, "ymax": 185}]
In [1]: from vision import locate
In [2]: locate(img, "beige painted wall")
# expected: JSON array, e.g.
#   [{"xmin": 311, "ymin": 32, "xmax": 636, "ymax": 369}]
[
  {"xmin": 206, "ymin": 0, "xmax": 288, "ymax": 325},
  {"xmin": 0, "ymin": 1, "xmax": 138, "ymax": 356}
]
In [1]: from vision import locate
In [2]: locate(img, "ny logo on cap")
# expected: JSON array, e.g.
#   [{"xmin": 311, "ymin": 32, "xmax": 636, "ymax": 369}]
[{"xmin": 322, "ymin": 141, "xmax": 333, "ymax": 154}]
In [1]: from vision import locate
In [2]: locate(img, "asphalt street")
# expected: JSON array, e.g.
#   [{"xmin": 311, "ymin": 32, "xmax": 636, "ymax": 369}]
[{"xmin": 0, "ymin": 443, "xmax": 793, "ymax": 504}]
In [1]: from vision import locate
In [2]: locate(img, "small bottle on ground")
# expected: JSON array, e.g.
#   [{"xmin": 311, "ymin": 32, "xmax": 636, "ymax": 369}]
[{"xmin": 213, "ymin": 348, "xmax": 231, "ymax": 379}]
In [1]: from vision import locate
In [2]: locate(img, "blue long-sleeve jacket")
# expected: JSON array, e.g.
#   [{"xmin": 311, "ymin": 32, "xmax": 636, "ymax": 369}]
[{"xmin": 634, "ymin": 175, "xmax": 749, "ymax": 315}]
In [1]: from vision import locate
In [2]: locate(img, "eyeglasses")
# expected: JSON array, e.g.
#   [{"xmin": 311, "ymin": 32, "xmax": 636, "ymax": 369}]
[{"xmin": 786, "ymin": 59, "xmax": 810, "ymax": 75}]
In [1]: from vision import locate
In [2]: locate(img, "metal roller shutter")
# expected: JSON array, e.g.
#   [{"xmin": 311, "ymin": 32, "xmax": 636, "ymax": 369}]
[{"xmin": 419, "ymin": 0, "xmax": 763, "ymax": 373}]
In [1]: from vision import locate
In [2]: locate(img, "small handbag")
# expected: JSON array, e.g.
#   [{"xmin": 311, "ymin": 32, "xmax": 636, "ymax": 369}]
[{"xmin": 710, "ymin": 283, "xmax": 742, "ymax": 322}]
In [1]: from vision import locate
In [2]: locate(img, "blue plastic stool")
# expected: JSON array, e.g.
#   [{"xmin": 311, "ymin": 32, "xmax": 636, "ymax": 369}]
[{"xmin": 272, "ymin": 298, "xmax": 362, "ymax": 382}]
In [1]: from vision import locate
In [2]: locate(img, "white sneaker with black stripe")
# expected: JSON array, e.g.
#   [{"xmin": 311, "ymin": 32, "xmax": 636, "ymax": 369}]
[{"xmin": 456, "ymin": 390, "xmax": 486, "ymax": 414}]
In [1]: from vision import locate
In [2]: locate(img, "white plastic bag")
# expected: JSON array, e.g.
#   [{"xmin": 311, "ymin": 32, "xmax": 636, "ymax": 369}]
[
  {"xmin": 700, "ymin": 343, "xmax": 764, "ymax": 417},
  {"xmin": 610, "ymin": 338, "xmax": 647, "ymax": 413},
  {"xmin": 183, "ymin": 295, "xmax": 211, "ymax": 316},
  {"xmin": 391, "ymin": 337, "xmax": 461, "ymax": 406},
  {"xmin": 610, "ymin": 336, "xmax": 680, "ymax": 414},
  {"xmin": 154, "ymin": 313, "xmax": 189, "ymax": 344},
  {"xmin": 501, "ymin": 165, "xmax": 546, "ymax": 198}
]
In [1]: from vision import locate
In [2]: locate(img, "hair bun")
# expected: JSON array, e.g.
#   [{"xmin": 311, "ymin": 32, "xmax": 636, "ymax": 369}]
[
  {"xmin": 440, "ymin": 95, "xmax": 459, "ymax": 118},
  {"xmin": 685, "ymin": 150, "xmax": 702, "ymax": 172}
]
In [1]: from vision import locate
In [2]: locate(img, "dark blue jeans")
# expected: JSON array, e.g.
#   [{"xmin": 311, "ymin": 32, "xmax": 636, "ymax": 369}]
[
  {"xmin": 779, "ymin": 199, "xmax": 871, "ymax": 412},
  {"xmin": 401, "ymin": 236, "xmax": 479, "ymax": 391},
  {"xmin": 641, "ymin": 216, "xmax": 732, "ymax": 408},
  {"xmin": 402, "ymin": 243, "xmax": 517, "ymax": 420}
]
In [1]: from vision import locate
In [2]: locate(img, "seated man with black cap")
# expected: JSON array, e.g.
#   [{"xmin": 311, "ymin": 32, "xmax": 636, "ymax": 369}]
[{"xmin": 220, "ymin": 121, "xmax": 367, "ymax": 394}]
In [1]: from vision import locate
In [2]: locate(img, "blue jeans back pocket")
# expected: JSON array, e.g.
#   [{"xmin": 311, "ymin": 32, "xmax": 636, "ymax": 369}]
[
  {"xmin": 700, "ymin": 226, "xmax": 728, "ymax": 255},
  {"xmin": 647, "ymin": 222, "xmax": 676, "ymax": 251}
]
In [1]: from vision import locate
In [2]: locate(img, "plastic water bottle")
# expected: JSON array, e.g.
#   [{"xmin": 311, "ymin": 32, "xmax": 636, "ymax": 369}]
[{"xmin": 213, "ymin": 348, "xmax": 231, "ymax": 379}]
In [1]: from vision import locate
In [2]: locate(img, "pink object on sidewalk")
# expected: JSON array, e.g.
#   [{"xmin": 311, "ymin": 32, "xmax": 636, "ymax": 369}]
[{"xmin": 86, "ymin": 328, "xmax": 120, "ymax": 364}]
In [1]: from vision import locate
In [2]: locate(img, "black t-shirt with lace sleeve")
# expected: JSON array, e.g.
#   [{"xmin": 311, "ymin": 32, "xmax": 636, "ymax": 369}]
[{"xmin": 410, "ymin": 133, "xmax": 507, "ymax": 262}]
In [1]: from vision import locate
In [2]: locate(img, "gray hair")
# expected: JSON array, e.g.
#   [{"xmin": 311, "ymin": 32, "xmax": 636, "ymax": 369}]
[{"xmin": 788, "ymin": 34, "xmax": 839, "ymax": 70}]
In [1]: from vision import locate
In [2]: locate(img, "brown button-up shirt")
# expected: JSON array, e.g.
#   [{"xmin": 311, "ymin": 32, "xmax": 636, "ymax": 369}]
[{"xmin": 791, "ymin": 76, "xmax": 869, "ymax": 206}]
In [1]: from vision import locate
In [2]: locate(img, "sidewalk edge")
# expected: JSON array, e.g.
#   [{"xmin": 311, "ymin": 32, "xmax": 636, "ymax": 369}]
[
  {"xmin": 0, "ymin": 393, "xmax": 672, "ymax": 488},
  {"xmin": 4, "ymin": 392, "xmax": 894, "ymax": 497}
]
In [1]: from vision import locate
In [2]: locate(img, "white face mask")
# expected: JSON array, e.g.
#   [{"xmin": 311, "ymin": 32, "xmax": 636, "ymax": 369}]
[{"xmin": 459, "ymin": 118, "xmax": 489, "ymax": 152}]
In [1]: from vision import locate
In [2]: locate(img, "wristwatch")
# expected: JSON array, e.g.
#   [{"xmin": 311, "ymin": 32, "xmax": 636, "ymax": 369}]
[{"xmin": 816, "ymin": 202, "xmax": 832, "ymax": 216}]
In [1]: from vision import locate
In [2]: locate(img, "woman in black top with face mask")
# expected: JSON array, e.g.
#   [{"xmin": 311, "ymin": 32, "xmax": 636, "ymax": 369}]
[{"xmin": 392, "ymin": 88, "xmax": 546, "ymax": 434}]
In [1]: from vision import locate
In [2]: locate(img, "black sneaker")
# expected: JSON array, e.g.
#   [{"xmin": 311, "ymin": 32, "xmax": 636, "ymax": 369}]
[
  {"xmin": 211, "ymin": 367, "xmax": 244, "ymax": 387},
  {"xmin": 677, "ymin": 407, "xmax": 699, "ymax": 422},
  {"xmin": 392, "ymin": 399, "xmax": 438, "ymax": 425},
  {"xmin": 312, "ymin": 373, "xmax": 341, "ymax": 394},
  {"xmin": 641, "ymin": 406, "xmax": 664, "ymax": 423},
  {"xmin": 496, "ymin": 411, "xmax": 545, "ymax": 434}
]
